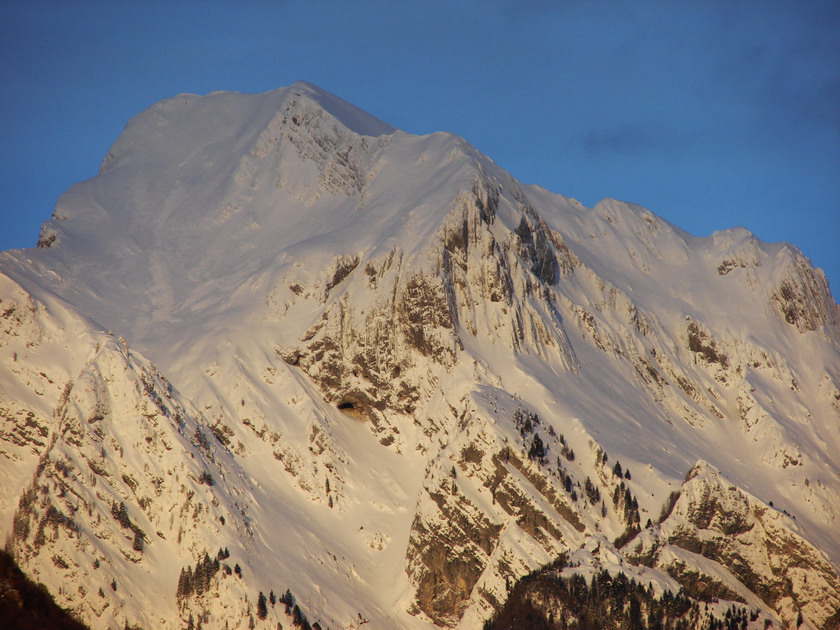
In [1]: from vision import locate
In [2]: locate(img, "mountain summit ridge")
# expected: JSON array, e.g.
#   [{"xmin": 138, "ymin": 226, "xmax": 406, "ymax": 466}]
[{"xmin": 1, "ymin": 83, "xmax": 838, "ymax": 629}]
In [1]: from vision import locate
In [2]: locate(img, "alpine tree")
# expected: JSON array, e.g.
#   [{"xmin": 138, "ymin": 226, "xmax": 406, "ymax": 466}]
[{"xmin": 257, "ymin": 591, "xmax": 268, "ymax": 620}]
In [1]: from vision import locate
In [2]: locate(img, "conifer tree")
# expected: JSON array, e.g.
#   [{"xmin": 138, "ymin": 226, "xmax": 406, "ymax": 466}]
[{"xmin": 257, "ymin": 591, "xmax": 268, "ymax": 620}]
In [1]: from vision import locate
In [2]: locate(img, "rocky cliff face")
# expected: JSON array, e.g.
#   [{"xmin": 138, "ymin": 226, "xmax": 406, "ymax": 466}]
[
  {"xmin": 1, "ymin": 83, "xmax": 838, "ymax": 629},
  {"xmin": 627, "ymin": 462, "xmax": 840, "ymax": 629},
  {"xmin": 1, "ymin": 285, "xmax": 248, "ymax": 628}
]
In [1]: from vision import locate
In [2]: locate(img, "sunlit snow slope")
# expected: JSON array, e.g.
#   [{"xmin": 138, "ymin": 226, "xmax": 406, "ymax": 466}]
[{"xmin": 1, "ymin": 82, "xmax": 838, "ymax": 629}]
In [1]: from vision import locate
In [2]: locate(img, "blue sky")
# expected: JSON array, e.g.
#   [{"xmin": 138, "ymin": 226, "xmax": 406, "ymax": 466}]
[{"xmin": 2, "ymin": 0, "xmax": 838, "ymax": 291}]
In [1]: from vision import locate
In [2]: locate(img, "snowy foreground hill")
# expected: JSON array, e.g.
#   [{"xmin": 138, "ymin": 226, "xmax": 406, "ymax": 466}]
[{"xmin": 1, "ymin": 82, "xmax": 838, "ymax": 629}]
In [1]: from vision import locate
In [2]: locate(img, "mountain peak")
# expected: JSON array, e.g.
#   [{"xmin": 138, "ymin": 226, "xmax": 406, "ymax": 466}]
[
  {"xmin": 285, "ymin": 80, "xmax": 396, "ymax": 137},
  {"xmin": 2, "ymin": 83, "xmax": 839, "ymax": 630}
]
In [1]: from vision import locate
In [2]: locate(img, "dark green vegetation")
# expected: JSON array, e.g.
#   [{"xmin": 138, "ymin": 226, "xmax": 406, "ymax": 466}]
[
  {"xmin": 485, "ymin": 556, "xmax": 761, "ymax": 630},
  {"xmin": 0, "ymin": 549, "xmax": 89, "ymax": 630}
]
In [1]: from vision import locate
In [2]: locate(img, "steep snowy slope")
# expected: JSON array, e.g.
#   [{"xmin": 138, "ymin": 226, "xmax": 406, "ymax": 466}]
[{"xmin": 1, "ymin": 82, "xmax": 838, "ymax": 629}]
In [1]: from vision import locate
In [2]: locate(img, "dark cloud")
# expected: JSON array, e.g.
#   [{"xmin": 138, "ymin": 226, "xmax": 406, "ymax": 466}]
[
  {"xmin": 583, "ymin": 126, "xmax": 676, "ymax": 156},
  {"xmin": 706, "ymin": 2, "xmax": 840, "ymax": 131}
]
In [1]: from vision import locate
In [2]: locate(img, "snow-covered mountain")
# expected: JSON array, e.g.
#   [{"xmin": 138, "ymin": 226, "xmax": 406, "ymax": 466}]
[{"xmin": 1, "ymin": 81, "xmax": 838, "ymax": 629}]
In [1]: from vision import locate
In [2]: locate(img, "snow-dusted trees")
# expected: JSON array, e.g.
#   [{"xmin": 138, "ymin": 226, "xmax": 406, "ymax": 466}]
[
  {"xmin": 527, "ymin": 433, "xmax": 547, "ymax": 462},
  {"xmin": 176, "ymin": 552, "xmax": 220, "ymax": 602}
]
